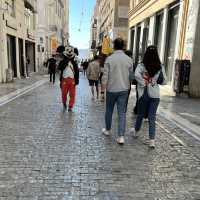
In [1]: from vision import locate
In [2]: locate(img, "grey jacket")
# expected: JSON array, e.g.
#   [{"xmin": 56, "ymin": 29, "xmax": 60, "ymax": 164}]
[
  {"xmin": 102, "ymin": 50, "xmax": 133, "ymax": 92},
  {"xmin": 135, "ymin": 63, "xmax": 167, "ymax": 99},
  {"xmin": 87, "ymin": 60, "xmax": 101, "ymax": 81}
]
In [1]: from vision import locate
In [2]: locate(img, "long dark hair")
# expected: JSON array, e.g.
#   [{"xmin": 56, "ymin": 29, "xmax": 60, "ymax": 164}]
[{"xmin": 143, "ymin": 45, "xmax": 161, "ymax": 77}]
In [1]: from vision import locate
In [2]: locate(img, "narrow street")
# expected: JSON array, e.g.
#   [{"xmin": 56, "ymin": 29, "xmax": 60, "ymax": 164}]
[{"xmin": 0, "ymin": 75, "xmax": 199, "ymax": 200}]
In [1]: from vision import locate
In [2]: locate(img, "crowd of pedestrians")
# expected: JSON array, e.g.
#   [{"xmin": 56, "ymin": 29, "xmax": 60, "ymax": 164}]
[{"xmin": 44, "ymin": 37, "xmax": 166, "ymax": 149}]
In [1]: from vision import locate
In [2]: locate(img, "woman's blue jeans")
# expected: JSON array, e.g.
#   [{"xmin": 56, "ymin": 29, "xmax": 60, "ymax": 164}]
[
  {"xmin": 105, "ymin": 91, "xmax": 129, "ymax": 136},
  {"xmin": 135, "ymin": 88, "xmax": 160, "ymax": 139}
]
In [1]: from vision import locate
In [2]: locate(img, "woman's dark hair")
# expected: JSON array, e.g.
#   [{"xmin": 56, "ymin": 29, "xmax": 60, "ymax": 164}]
[
  {"xmin": 143, "ymin": 45, "xmax": 161, "ymax": 77},
  {"xmin": 125, "ymin": 50, "xmax": 133, "ymax": 58},
  {"xmin": 113, "ymin": 38, "xmax": 124, "ymax": 50}
]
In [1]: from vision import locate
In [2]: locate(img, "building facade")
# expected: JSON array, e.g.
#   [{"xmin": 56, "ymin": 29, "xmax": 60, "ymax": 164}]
[
  {"xmin": 90, "ymin": 0, "xmax": 99, "ymax": 57},
  {"xmin": 90, "ymin": 0, "xmax": 130, "ymax": 55},
  {"xmin": 0, "ymin": 0, "xmax": 37, "ymax": 83},
  {"xmin": 128, "ymin": 0, "xmax": 200, "ymax": 97},
  {"xmin": 36, "ymin": 0, "xmax": 69, "ymax": 68}
]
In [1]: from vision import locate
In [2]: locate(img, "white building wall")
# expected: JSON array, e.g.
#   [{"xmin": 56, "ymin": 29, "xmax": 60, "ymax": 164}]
[
  {"xmin": 0, "ymin": 0, "xmax": 37, "ymax": 82},
  {"xmin": 183, "ymin": 0, "xmax": 200, "ymax": 60}
]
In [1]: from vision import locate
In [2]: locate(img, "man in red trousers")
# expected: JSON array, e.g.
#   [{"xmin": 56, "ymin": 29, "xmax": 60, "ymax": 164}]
[{"xmin": 58, "ymin": 46, "xmax": 79, "ymax": 112}]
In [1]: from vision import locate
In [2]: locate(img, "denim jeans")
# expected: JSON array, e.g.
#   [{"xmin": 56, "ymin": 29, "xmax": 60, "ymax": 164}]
[
  {"xmin": 135, "ymin": 88, "xmax": 160, "ymax": 139},
  {"xmin": 105, "ymin": 91, "xmax": 129, "ymax": 136}
]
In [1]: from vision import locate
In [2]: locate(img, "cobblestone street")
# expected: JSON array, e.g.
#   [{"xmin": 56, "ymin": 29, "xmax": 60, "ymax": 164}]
[{"xmin": 0, "ymin": 75, "xmax": 200, "ymax": 200}]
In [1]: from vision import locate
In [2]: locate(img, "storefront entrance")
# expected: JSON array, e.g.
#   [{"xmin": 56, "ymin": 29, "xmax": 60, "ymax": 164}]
[
  {"xmin": 7, "ymin": 35, "xmax": 17, "ymax": 78},
  {"xmin": 165, "ymin": 5, "xmax": 179, "ymax": 83}
]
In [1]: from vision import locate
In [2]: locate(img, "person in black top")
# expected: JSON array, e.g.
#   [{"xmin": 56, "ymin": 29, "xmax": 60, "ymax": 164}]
[{"xmin": 47, "ymin": 55, "xmax": 57, "ymax": 84}]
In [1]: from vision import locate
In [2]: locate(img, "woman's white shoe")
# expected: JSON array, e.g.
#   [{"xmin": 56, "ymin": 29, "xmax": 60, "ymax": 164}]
[
  {"xmin": 116, "ymin": 136, "xmax": 125, "ymax": 145},
  {"xmin": 102, "ymin": 128, "xmax": 110, "ymax": 136},
  {"xmin": 149, "ymin": 139, "xmax": 155, "ymax": 149}
]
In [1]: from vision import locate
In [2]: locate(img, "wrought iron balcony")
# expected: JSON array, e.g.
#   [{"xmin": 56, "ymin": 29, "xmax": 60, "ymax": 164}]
[{"xmin": 24, "ymin": 0, "xmax": 37, "ymax": 13}]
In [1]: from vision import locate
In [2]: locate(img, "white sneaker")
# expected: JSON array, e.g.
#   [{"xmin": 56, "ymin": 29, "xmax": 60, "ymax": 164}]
[
  {"xmin": 116, "ymin": 136, "xmax": 125, "ymax": 145},
  {"xmin": 129, "ymin": 128, "xmax": 139, "ymax": 138},
  {"xmin": 102, "ymin": 128, "xmax": 110, "ymax": 136},
  {"xmin": 149, "ymin": 139, "xmax": 155, "ymax": 149}
]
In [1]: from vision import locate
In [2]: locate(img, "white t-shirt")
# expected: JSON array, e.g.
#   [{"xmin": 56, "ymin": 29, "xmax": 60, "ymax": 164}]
[{"xmin": 62, "ymin": 61, "xmax": 74, "ymax": 78}]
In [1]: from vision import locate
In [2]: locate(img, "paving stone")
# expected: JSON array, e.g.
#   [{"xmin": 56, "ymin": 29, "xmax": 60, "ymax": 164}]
[{"xmin": 0, "ymin": 75, "xmax": 199, "ymax": 199}]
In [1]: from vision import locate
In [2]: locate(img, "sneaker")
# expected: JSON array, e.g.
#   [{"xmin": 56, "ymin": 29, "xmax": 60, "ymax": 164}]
[
  {"xmin": 129, "ymin": 128, "xmax": 139, "ymax": 138},
  {"xmin": 116, "ymin": 136, "xmax": 125, "ymax": 145},
  {"xmin": 63, "ymin": 103, "xmax": 67, "ymax": 110},
  {"xmin": 68, "ymin": 107, "xmax": 73, "ymax": 112},
  {"xmin": 149, "ymin": 139, "xmax": 155, "ymax": 149},
  {"xmin": 102, "ymin": 128, "xmax": 110, "ymax": 136}
]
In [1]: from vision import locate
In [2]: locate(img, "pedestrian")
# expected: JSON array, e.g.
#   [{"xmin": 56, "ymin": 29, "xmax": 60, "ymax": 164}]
[
  {"xmin": 124, "ymin": 50, "xmax": 133, "ymax": 111},
  {"xmin": 86, "ymin": 55, "xmax": 101, "ymax": 100},
  {"xmin": 102, "ymin": 38, "xmax": 133, "ymax": 145},
  {"xmin": 58, "ymin": 46, "xmax": 79, "ymax": 112},
  {"xmin": 99, "ymin": 55, "xmax": 106, "ymax": 102},
  {"xmin": 82, "ymin": 59, "xmax": 89, "ymax": 76},
  {"xmin": 130, "ymin": 45, "xmax": 166, "ymax": 148},
  {"xmin": 47, "ymin": 55, "xmax": 57, "ymax": 84},
  {"xmin": 26, "ymin": 56, "xmax": 30, "ymax": 77}
]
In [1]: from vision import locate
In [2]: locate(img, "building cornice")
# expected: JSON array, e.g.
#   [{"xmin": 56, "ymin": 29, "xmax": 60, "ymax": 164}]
[
  {"xmin": 128, "ymin": 0, "xmax": 176, "ymax": 27},
  {"xmin": 128, "ymin": 0, "xmax": 150, "ymax": 18}
]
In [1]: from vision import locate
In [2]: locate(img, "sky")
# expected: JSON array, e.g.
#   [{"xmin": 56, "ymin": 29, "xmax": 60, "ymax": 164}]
[{"xmin": 69, "ymin": 0, "xmax": 96, "ymax": 50}]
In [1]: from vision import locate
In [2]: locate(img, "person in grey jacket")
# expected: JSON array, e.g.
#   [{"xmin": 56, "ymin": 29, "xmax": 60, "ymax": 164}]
[
  {"xmin": 87, "ymin": 56, "xmax": 101, "ymax": 99},
  {"xmin": 130, "ymin": 46, "xmax": 167, "ymax": 148},
  {"xmin": 102, "ymin": 38, "xmax": 133, "ymax": 145}
]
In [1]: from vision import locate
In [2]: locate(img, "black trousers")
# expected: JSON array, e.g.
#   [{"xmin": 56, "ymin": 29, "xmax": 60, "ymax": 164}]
[{"xmin": 50, "ymin": 71, "xmax": 56, "ymax": 83}]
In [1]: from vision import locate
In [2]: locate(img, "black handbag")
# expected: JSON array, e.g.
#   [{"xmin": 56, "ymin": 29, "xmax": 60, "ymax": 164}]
[{"xmin": 157, "ymin": 70, "xmax": 164, "ymax": 84}]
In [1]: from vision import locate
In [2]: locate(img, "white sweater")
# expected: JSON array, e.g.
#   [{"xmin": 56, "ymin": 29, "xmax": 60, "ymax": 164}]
[{"xmin": 135, "ymin": 63, "xmax": 167, "ymax": 99}]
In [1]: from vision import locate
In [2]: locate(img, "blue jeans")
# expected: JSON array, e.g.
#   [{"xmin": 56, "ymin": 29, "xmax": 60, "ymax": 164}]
[
  {"xmin": 105, "ymin": 91, "xmax": 129, "ymax": 136},
  {"xmin": 135, "ymin": 88, "xmax": 160, "ymax": 139}
]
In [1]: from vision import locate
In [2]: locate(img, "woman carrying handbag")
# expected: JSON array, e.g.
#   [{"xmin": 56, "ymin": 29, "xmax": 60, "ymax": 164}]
[{"xmin": 130, "ymin": 46, "xmax": 167, "ymax": 148}]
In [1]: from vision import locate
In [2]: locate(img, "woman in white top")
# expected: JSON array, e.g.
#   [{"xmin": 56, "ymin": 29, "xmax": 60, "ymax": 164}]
[{"xmin": 130, "ymin": 46, "xmax": 167, "ymax": 148}]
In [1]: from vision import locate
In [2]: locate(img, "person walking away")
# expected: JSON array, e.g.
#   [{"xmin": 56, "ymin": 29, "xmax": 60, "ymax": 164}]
[
  {"xmin": 58, "ymin": 46, "xmax": 79, "ymax": 112},
  {"xmin": 83, "ymin": 59, "xmax": 89, "ymax": 76},
  {"xmin": 47, "ymin": 55, "xmax": 57, "ymax": 84},
  {"xmin": 102, "ymin": 38, "xmax": 133, "ymax": 145},
  {"xmin": 86, "ymin": 55, "xmax": 101, "ymax": 100},
  {"xmin": 26, "ymin": 56, "xmax": 30, "ymax": 77},
  {"xmin": 124, "ymin": 50, "xmax": 134, "ymax": 111},
  {"xmin": 98, "ymin": 55, "xmax": 106, "ymax": 101},
  {"xmin": 130, "ymin": 46, "xmax": 166, "ymax": 148}
]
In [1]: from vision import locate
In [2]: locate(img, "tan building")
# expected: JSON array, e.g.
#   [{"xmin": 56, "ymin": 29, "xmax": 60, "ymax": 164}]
[
  {"xmin": 91, "ymin": 0, "xmax": 130, "ymax": 50},
  {"xmin": 36, "ymin": 0, "xmax": 69, "ymax": 68},
  {"xmin": 0, "ymin": 0, "xmax": 37, "ymax": 83},
  {"xmin": 128, "ymin": 0, "xmax": 200, "ymax": 97},
  {"xmin": 90, "ymin": 0, "xmax": 99, "ymax": 57}
]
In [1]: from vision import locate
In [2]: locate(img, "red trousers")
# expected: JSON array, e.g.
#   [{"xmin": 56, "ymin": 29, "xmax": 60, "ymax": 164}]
[{"xmin": 61, "ymin": 77, "xmax": 76, "ymax": 108}]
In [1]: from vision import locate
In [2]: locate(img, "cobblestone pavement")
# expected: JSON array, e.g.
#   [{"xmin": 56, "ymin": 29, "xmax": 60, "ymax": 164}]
[
  {"xmin": 0, "ymin": 72, "xmax": 47, "ymax": 98},
  {"xmin": 0, "ymin": 75, "xmax": 200, "ymax": 200}
]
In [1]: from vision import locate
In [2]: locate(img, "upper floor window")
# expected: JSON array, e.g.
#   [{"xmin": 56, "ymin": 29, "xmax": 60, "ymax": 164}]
[{"xmin": 5, "ymin": 0, "xmax": 15, "ymax": 17}]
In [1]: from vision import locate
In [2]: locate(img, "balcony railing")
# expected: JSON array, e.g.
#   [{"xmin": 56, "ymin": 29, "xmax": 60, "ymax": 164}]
[
  {"xmin": 24, "ymin": 0, "xmax": 37, "ymax": 13},
  {"xmin": 49, "ymin": 25, "xmax": 58, "ymax": 32}
]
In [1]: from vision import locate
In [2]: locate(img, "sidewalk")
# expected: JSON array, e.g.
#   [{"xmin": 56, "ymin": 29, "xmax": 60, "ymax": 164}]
[{"xmin": 0, "ymin": 72, "xmax": 48, "ymax": 106}]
